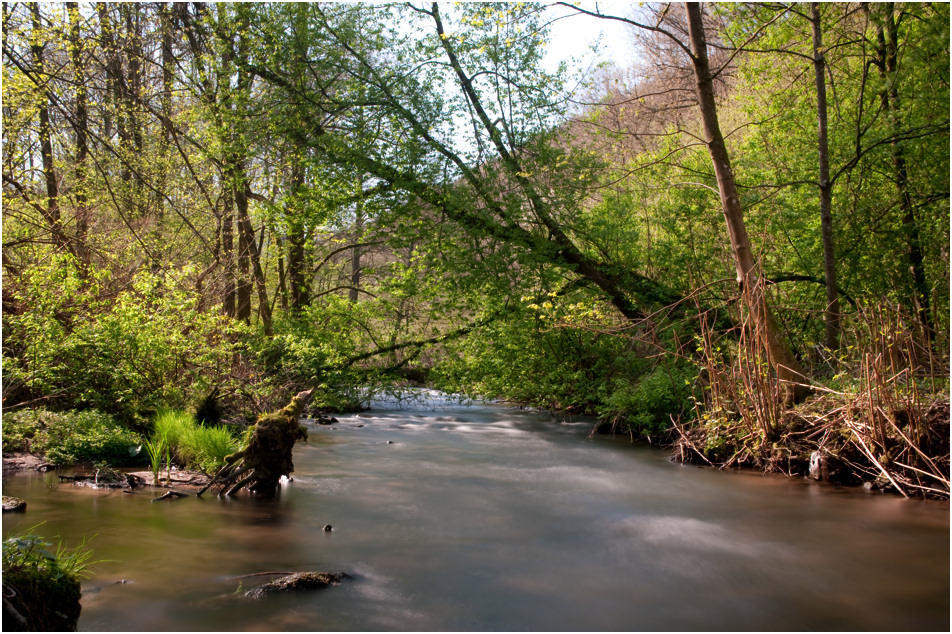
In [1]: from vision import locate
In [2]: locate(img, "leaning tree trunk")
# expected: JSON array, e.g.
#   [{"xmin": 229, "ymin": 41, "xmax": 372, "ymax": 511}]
[
  {"xmin": 684, "ymin": 2, "xmax": 810, "ymax": 405},
  {"xmin": 199, "ymin": 389, "xmax": 314, "ymax": 498}
]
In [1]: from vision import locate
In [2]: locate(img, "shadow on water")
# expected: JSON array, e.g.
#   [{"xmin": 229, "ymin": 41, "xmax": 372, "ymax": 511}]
[{"xmin": 3, "ymin": 392, "xmax": 949, "ymax": 631}]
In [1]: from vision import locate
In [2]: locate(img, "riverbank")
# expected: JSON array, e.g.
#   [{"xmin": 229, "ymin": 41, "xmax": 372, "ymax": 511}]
[
  {"xmin": 666, "ymin": 391, "xmax": 950, "ymax": 500},
  {"xmin": 2, "ymin": 452, "xmax": 211, "ymax": 491},
  {"xmin": 3, "ymin": 398, "xmax": 948, "ymax": 631}
]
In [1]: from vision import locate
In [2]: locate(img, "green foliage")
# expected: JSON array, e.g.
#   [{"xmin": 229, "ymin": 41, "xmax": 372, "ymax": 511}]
[
  {"xmin": 2, "ymin": 528, "xmax": 96, "ymax": 631},
  {"xmin": 2, "ymin": 260, "xmax": 247, "ymax": 424},
  {"xmin": 152, "ymin": 408, "xmax": 194, "ymax": 450},
  {"xmin": 144, "ymin": 435, "xmax": 168, "ymax": 484},
  {"xmin": 150, "ymin": 408, "xmax": 240, "ymax": 474},
  {"xmin": 601, "ymin": 363, "xmax": 698, "ymax": 439},
  {"xmin": 433, "ymin": 300, "xmax": 647, "ymax": 414},
  {"xmin": 2, "ymin": 409, "xmax": 143, "ymax": 467}
]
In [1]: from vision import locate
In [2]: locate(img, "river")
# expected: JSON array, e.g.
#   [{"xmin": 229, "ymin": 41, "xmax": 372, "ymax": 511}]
[{"xmin": 2, "ymin": 391, "xmax": 949, "ymax": 631}]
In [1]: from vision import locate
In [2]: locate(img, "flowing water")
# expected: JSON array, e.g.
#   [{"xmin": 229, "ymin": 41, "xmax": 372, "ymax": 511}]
[{"xmin": 2, "ymin": 391, "xmax": 949, "ymax": 631}]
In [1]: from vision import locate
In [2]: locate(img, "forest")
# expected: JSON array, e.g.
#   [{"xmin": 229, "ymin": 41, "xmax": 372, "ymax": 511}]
[{"xmin": 2, "ymin": 1, "xmax": 949, "ymax": 502}]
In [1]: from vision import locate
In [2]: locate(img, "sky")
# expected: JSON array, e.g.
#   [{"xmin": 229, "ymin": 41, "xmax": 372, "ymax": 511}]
[{"xmin": 543, "ymin": 1, "xmax": 641, "ymax": 73}]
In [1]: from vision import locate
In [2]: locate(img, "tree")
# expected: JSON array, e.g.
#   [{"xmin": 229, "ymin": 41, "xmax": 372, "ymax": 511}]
[
  {"xmin": 683, "ymin": 2, "xmax": 809, "ymax": 403},
  {"xmin": 809, "ymin": 1, "xmax": 840, "ymax": 351},
  {"xmin": 872, "ymin": 2, "xmax": 933, "ymax": 338},
  {"xmin": 230, "ymin": 3, "xmax": 681, "ymax": 325}
]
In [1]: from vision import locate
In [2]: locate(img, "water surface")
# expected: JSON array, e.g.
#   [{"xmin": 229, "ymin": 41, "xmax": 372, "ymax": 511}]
[{"xmin": 3, "ymin": 392, "xmax": 949, "ymax": 631}]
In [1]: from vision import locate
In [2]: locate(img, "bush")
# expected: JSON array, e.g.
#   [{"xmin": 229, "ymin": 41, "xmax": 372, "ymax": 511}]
[
  {"xmin": 2, "ymin": 409, "xmax": 143, "ymax": 467},
  {"xmin": 433, "ymin": 305, "xmax": 649, "ymax": 414},
  {"xmin": 2, "ymin": 259, "xmax": 247, "ymax": 425},
  {"xmin": 601, "ymin": 362, "xmax": 697, "ymax": 439}
]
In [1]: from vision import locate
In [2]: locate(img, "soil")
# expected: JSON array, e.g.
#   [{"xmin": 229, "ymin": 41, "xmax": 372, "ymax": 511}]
[
  {"xmin": 2, "ymin": 452, "xmax": 212, "ymax": 489},
  {"xmin": 2, "ymin": 452, "xmax": 49, "ymax": 472}
]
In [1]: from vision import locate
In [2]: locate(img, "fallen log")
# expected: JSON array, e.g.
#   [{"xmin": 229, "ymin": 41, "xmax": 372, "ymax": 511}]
[{"xmin": 198, "ymin": 389, "xmax": 314, "ymax": 499}]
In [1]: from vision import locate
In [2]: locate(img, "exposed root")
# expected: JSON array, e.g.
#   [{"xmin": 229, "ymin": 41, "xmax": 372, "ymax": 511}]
[{"xmin": 197, "ymin": 389, "xmax": 314, "ymax": 499}]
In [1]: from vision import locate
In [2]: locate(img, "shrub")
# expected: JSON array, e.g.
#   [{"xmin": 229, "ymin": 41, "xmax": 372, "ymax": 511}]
[
  {"xmin": 433, "ymin": 306, "xmax": 648, "ymax": 414},
  {"xmin": 2, "ymin": 409, "xmax": 143, "ymax": 467},
  {"xmin": 601, "ymin": 362, "xmax": 697, "ymax": 439},
  {"xmin": 2, "ymin": 259, "xmax": 246, "ymax": 424}
]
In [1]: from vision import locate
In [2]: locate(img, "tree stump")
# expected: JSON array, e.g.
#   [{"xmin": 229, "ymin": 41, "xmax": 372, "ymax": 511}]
[{"xmin": 198, "ymin": 389, "xmax": 314, "ymax": 498}]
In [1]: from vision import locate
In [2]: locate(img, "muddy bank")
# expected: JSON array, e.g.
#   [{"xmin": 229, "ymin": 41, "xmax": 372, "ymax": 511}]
[{"xmin": 2, "ymin": 452, "xmax": 211, "ymax": 490}]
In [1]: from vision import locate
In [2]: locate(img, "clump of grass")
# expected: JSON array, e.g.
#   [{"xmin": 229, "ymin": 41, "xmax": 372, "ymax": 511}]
[
  {"xmin": 144, "ymin": 434, "xmax": 169, "ymax": 485},
  {"xmin": 149, "ymin": 409, "xmax": 239, "ymax": 475},
  {"xmin": 183, "ymin": 424, "xmax": 239, "ymax": 474},
  {"xmin": 2, "ymin": 524, "xmax": 102, "ymax": 631},
  {"xmin": 153, "ymin": 409, "xmax": 193, "ymax": 452}
]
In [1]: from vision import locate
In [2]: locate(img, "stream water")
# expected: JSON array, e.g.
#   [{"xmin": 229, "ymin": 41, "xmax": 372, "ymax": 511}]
[{"xmin": 2, "ymin": 391, "xmax": 949, "ymax": 631}]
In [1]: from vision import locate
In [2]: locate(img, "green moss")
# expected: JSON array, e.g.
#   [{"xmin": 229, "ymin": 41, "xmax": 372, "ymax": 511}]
[{"xmin": 2, "ymin": 566, "xmax": 82, "ymax": 631}]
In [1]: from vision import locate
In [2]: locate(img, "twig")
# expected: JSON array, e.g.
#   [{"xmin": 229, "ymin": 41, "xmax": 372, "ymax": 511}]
[
  {"xmin": 227, "ymin": 571, "xmax": 297, "ymax": 580},
  {"xmin": 846, "ymin": 423, "xmax": 909, "ymax": 498},
  {"xmin": 152, "ymin": 490, "xmax": 189, "ymax": 502}
]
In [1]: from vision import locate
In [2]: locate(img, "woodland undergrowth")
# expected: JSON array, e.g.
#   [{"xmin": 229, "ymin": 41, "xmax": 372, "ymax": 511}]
[{"xmin": 673, "ymin": 300, "xmax": 950, "ymax": 499}]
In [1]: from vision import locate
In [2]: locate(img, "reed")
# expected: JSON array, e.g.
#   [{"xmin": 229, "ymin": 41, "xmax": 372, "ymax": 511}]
[
  {"xmin": 678, "ymin": 299, "xmax": 950, "ymax": 499},
  {"xmin": 144, "ymin": 433, "xmax": 170, "ymax": 485}
]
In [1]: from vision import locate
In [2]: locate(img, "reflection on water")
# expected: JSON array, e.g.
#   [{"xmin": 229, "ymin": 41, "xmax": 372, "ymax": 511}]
[{"xmin": 3, "ymin": 393, "xmax": 949, "ymax": 631}]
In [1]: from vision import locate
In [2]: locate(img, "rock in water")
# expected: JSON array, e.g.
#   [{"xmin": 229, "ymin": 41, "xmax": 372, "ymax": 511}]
[
  {"xmin": 809, "ymin": 451, "xmax": 827, "ymax": 480},
  {"xmin": 2, "ymin": 495, "xmax": 27, "ymax": 512},
  {"xmin": 244, "ymin": 572, "xmax": 350, "ymax": 599}
]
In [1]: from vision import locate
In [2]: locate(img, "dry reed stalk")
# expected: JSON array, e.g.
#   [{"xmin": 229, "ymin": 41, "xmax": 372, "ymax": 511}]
[{"xmin": 682, "ymin": 296, "xmax": 948, "ymax": 498}]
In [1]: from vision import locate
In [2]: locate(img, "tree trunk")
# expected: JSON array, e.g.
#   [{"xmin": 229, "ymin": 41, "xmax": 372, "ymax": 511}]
[
  {"xmin": 811, "ymin": 2, "xmax": 841, "ymax": 352},
  {"xmin": 221, "ymin": 186, "xmax": 237, "ymax": 318},
  {"xmin": 67, "ymin": 2, "xmax": 90, "ymax": 265},
  {"xmin": 121, "ymin": 3, "xmax": 145, "ymax": 219},
  {"xmin": 96, "ymin": 3, "xmax": 118, "ymax": 141},
  {"xmin": 235, "ymin": 169, "xmax": 253, "ymax": 323},
  {"xmin": 684, "ymin": 2, "xmax": 809, "ymax": 404},
  {"xmin": 30, "ymin": 3, "xmax": 72, "ymax": 258},
  {"xmin": 876, "ymin": 3, "xmax": 932, "ymax": 339},
  {"xmin": 287, "ymin": 162, "xmax": 310, "ymax": 313},
  {"xmin": 349, "ymin": 183, "xmax": 364, "ymax": 303},
  {"xmin": 241, "ymin": 184, "xmax": 274, "ymax": 336},
  {"xmin": 198, "ymin": 389, "xmax": 314, "ymax": 498}
]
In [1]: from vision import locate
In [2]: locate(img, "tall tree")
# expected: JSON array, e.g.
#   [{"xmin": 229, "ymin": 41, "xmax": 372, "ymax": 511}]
[
  {"xmin": 233, "ymin": 2, "xmax": 682, "ymax": 326},
  {"xmin": 873, "ymin": 2, "xmax": 932, "ymax": 338},
  {"xmin": 810, "ymin": 2, "xmax": 840, "ymax": 351},
  {"xmin": 683, "ymin": 2, "xmax": 809, "ymax": 403}
]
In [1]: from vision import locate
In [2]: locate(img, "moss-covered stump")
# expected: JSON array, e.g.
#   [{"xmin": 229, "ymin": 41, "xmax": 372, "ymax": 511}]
[
  {"xmin": 198, "ymin": 389, "xmax": 314, "ymax": 498},
  {"xmin": 244, "ymin": 572, "xmax": 350, "ymax": 599},
  {"xmin": 2, "ymin": 565, "xmax": 82, "ymax": 631}
]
